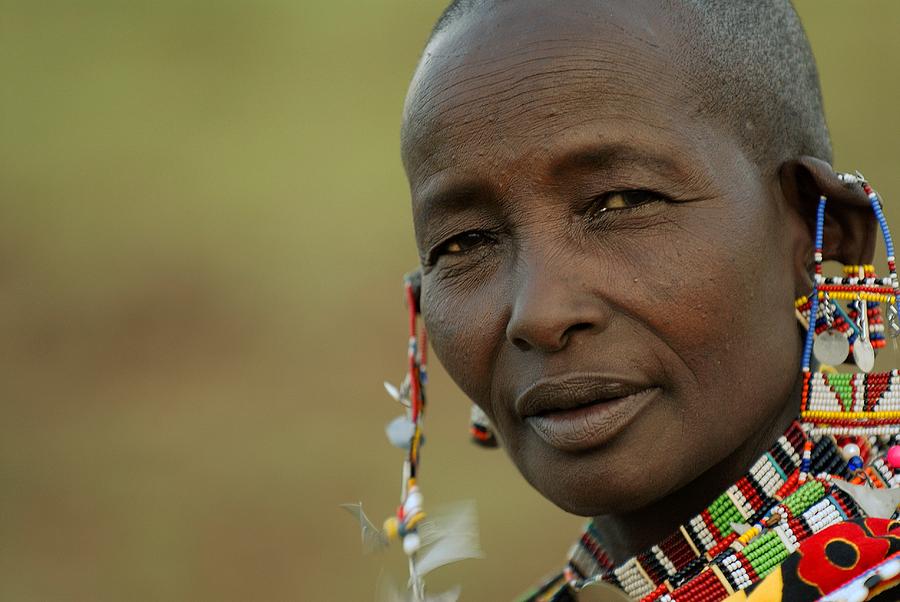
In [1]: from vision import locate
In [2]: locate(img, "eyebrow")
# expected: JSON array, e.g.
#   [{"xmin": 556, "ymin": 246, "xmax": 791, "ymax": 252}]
[
  {"xmin": 412, "ymin": 142, "xmax": 691, "ymax": 239},
  {"xmin": 413, "ymin": 179, "xmax": 494, "ymax": 238},
  {"xmin": 548, "ymin": 142, "xmax": 685, "ymax": 179}
]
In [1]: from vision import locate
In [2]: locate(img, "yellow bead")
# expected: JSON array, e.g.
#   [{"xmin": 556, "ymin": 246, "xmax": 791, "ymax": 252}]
[
  {"xmin": 383, "ymin": 517, "xmax": 399, "ymax": 542},
  {"xmin": 801, "ymin": 410, "xmax": 900, "ymax": 419},
  {"xmin": 405, "ymin": 511, "xmax": 426, "ymax": 531},
  {"xmin": 738, "ymin": 527, "xmax": 760, "ymax": 545}
]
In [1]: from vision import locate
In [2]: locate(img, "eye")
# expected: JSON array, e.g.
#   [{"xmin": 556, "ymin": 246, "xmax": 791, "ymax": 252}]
[
  {"xmin": 428, "ymin": 231, "xmax": 491, "ymax": 263},
  {"xmin": 592, "ymin": 190, "xmax": 662, "ymax": 213}
]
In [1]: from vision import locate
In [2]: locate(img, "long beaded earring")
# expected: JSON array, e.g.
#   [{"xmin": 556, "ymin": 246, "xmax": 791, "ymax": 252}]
[
  {"xmin": 796, "ymin": 173, "xmax": 900, "ymax": 483},
  {"xmin": 342, "ymin": 272, "xmax": 482, "ymax": 602}
]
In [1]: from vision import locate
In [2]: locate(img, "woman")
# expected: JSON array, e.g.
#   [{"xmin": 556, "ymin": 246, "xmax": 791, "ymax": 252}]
[{"xmin": 373, "ymin": 1, "xmax": 900, "ymax": 600}]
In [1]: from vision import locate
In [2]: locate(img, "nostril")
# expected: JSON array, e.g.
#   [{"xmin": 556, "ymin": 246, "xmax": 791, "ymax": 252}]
[
  {"xmin": 511, "ymin": 322, "xmax": 593, "ymax": 352},
  {"xmin": 555, "ymin": 322, "xmax": 592, "ymax": 349},
  {"xmin": 512, "ymin": 337, "xmax": 533, "ymax": 352}
]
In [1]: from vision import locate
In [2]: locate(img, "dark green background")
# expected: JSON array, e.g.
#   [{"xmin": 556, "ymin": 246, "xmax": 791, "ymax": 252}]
[{"xmin": 1, "ymin": 1, "xmax": 897, "ymax": 600}]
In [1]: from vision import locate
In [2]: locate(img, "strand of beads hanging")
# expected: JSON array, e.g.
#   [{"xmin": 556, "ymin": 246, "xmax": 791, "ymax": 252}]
[
  {"xmin": 399, "ymin": 274, "xmax": 429, "ymax": 597},
  {"xmin": 844, "ymin": 265, "xmax": 888, "ymax": 351},
  {"xmin": 359, "ymin": 273, "xmax": 432, "ymax": 599},
  {"xmin": 346, "ymin": 272, "xmax": 483, "ymax": 601}
]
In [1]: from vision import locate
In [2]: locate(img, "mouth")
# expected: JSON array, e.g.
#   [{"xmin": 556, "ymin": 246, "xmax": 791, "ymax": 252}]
[{"xmin": 516, "ymin": 374, "xmax": 660, "ymax": 452}]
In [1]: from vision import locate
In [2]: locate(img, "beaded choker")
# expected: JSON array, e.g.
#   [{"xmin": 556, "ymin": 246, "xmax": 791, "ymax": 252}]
[{"xmin": 522, "ymin": 421, "xmax": 899, "ymax": 602}]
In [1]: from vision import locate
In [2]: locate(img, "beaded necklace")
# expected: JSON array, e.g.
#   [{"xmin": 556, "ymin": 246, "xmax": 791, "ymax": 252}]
[
  {"xmin": 522, "ymin": 422, "xmax": 879, "ymax": 602},
  {"xmin": 523, "ymin": 423, "xmax": 900, "ymax": 602}
]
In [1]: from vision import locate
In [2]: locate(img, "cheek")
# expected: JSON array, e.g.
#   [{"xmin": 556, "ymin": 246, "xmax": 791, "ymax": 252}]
[
  {"xmin": 421, "ymin": 275, "xmax": 506, "ymax": 409},
  {"xmin": 656, "ymin": 244, "xmax": 792, "ymax": 370},
  {"xmin": 677, "ymin": 216, "xmax": 796, "ymax": 376},
  {"xmin": 637, "ymin": 199, "xmax": 795, "ymax": 352},
  {"xmin": 631, "ymin": 205, "xmax": 800, "ymax": 461}
]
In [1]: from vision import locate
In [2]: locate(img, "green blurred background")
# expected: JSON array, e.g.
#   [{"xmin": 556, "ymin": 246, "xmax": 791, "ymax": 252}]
[{"xmin": 0, "ymin": 1, "xmax": 897, "ymax": 600}]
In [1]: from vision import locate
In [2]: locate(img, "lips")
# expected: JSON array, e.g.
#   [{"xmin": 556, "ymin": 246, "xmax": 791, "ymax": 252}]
[{"xmin": 516, "ymin": 374, "xmax": 659, "ymax": 452}]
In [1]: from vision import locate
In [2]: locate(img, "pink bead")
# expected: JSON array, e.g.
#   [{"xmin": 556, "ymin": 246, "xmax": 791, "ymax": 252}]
[{"xmin": 887, "ymin": 446, "xmax": 900, "ymax": 470}]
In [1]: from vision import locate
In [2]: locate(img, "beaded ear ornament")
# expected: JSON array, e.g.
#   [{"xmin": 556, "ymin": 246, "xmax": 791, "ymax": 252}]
[
  {"xmin": 341, "ymin": 272, "xmax": 482, "ymax": 602},
  {"xmin": 469, "ymin": 404, "xmax": 498, "ymax": 447},
  {"xmin": 795, "ymin": 263, "xmax": 890, "ymax": 371},
  {"xmin": 796, "ymin": 173, "xmax": 900, "ymax": 483}
]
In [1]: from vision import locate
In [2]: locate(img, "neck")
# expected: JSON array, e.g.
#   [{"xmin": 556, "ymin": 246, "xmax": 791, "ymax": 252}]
[{"xmin": 590, "ymin": 382, "xmax": 802, "ymax": 564}]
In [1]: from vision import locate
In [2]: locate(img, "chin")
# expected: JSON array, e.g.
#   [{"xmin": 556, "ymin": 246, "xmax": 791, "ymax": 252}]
[
  {"xmin": 548, "ymin": 479, "xmax": 665, "ymax": 517},
  {"xmin": 514, "ymin": 445, "xmax": 675, "ymax": 516}
]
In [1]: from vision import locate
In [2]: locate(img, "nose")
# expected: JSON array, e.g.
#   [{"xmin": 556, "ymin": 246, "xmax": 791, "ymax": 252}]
[{"xmin": 505, "ymin": 254, "xmax": 611, "ymax": 353}]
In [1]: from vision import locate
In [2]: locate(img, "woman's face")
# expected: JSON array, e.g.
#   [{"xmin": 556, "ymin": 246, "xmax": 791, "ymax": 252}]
[{"xmin": 401, "ymin": 2, "xmax": 806, "ymax": 515}]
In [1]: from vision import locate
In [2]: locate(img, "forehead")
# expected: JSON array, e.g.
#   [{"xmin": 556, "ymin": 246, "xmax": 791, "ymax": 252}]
[{"xmin": 401, "ymin": 0, "xmax": 710, "ymax": 188}]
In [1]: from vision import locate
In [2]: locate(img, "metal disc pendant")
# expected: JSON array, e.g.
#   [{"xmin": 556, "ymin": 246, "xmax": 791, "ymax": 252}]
[
  {"xmin": 814, "ymin": 330, "xmax": 849, "ymax": 366},
  {"xmin": 853, "ymin": 339, "xmax": 876, "ymax": 373},
  {"xmin": 889, "ymin": 304, "xmax": 900, "ymax": 337}
]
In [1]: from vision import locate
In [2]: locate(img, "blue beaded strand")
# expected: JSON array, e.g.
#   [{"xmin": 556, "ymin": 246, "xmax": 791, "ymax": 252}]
[
  {"xmin": 869, "ymin": 190, "xmax": 894, "ymax": 259},
  {"xmin": 802, "ymin": 196, "xmax": 828, "ymax": 371},
  {"xmin": 866, "ymin": 185, "xmax": 900, "ymax": 328}
]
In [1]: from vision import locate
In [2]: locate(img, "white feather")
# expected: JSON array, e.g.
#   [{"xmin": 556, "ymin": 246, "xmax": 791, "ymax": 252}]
[
  {"xmin": 339, "ymin": 502, "xmax": 388, "ymax": 553},
  {"xmin": 414, "ymin": 501, "xmax": 484, "ymax": 577},
  {"xmin": 377, "ymin": 575, "xmax": 461, "ymax": 602}
]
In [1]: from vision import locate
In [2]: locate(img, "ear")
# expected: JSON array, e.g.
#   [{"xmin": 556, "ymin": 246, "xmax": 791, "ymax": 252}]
[{"xmin": 780, "ymin": 156, "xmax": 877, "ymax": 290}]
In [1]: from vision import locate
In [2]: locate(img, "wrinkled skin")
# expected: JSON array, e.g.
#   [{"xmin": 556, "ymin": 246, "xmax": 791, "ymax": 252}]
[{"xmin": 401, "ymin": 0, "xmax": 874, "ymax": 560}]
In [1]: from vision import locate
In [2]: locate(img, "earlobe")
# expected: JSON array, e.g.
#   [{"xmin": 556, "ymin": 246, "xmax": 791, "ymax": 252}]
[
  {"xmin": 780, "ymin": 157, "xmax": 877, "ymax": 278},
  {"xmin": 405, "ymin": 269, "xmax": 423, "ymax": 315}
]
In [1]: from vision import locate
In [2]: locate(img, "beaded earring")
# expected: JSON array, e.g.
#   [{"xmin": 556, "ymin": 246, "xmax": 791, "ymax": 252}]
[
  {"xmin": 469, "ymin": 404, "xmax": 499, "ymax": 448},
  {"xmin": 796, "ymin": 264, "xmax": 889, "ymax": 368},
  {"xmin": 342, "ymin": 272, "xmax": 482, "ymax": 602},
  {"xmin": 796, "ymin": 173, "xmax": 900, "ymax": 482}
]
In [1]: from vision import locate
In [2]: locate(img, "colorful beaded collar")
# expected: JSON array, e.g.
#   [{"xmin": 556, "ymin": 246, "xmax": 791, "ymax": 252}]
[{"xmin": 522, "ymin": 420, "xmax": 900, "ymax": 602}]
